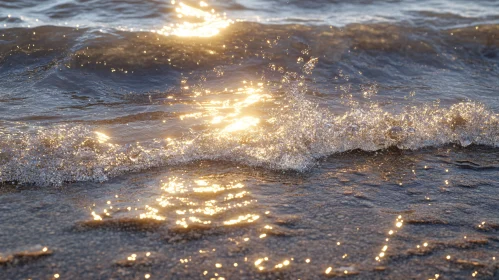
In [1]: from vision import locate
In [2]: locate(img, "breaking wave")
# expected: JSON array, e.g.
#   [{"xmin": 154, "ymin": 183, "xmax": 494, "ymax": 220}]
[{"xmin": 1, "ymin": 92, "xmax": 497, "ymax": 186}]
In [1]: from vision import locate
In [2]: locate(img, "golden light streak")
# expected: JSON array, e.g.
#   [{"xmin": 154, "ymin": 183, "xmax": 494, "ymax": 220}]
[
  {"xmin": 223, "ymin": 116, "xmax": 260, "ymax": 132},
  {"xmin": 95, "ymin": 131, "xmax": 110, "ymax": 143},
  {"xmin": 223, "ymin": 214, "xmax": 259, "ymax": 225},
  {"xmin": 91, "ymin": 211, "xmax": 103, "ymax": 221},
  {"xmin": 157, "ymin": 2, "xmax": 233, "ymax": 37}
]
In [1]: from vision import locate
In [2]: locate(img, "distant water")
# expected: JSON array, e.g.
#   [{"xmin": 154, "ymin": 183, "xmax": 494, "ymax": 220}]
[{"xmin": 1, "ymin": 0, "xmax": 499, "ymax": 279}]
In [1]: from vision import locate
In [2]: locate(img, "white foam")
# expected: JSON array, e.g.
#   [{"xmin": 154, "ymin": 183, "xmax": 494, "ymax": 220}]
[{"xmin": 1, "ymin": 92, "xmax": 497, "ymax": 186}]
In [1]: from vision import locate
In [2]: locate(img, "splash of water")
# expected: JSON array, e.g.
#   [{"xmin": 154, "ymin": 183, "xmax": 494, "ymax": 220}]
[{"xmin": 1, "ymin": 80, "xmax": 498, "ymax": 186}]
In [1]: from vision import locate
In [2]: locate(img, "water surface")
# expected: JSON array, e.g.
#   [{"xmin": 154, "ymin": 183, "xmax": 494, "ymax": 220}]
[{"xmin": 1, "ymin": 0, "xmax": 499, "ymax": 279}]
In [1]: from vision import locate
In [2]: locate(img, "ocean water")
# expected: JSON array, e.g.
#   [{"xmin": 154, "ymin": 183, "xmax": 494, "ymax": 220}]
[{"xmin": 1, "ymin": 0, "xmax": 499, "ymax": 279}]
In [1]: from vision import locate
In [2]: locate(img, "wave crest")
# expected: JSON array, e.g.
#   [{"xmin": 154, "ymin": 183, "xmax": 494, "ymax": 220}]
[{"xmin": 1, "ymin": 89, "xmax": 498, "ymax": 186}]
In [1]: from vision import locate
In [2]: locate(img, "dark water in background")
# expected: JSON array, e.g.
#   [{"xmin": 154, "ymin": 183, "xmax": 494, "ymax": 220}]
[{"xmin": 1, "ymin": 0, "xmax": 499, "ymax": 279}]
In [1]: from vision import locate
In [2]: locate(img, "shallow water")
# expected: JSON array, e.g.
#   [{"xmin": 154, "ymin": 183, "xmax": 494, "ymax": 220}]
[{"xmin": 1, "ymin": 0, "xmax": 499, "ymax": 279}]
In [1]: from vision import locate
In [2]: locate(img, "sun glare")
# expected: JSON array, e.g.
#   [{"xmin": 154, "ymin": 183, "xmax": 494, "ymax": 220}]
[
  {"xmin": 157, "ymin": 2, "xmax": 233, "ymax": 37},
  {"xmin": 223, "ymin": 116, "xmax": 260, "ymax": 133}
]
